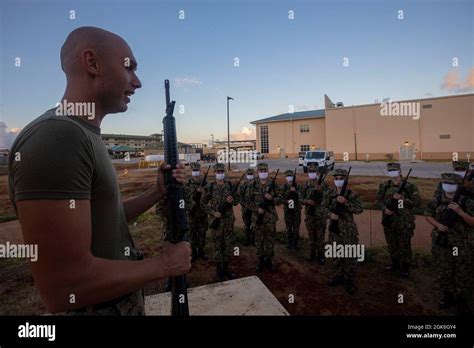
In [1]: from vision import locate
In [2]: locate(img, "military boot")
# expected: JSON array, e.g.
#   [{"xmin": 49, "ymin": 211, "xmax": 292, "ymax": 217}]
[
  {"xmin": 328, "ymin": 275, "xmax": 344, "ymax": 287},
  {"xmin": 223, "ymin": 262, "xmax": 236, "ymax": 280},
  {"xmin": 308, "ymin": 249, "xmax": 316, "ymax": 262},
  {"xmin": 293, "ymin": 235, "xmax": 299, "ymax": 249},
  {"xmin": 266, "ymin": 257, "xmax": 275, "ymax": 272},
  {"xmin": 386, "ymin": 258, "xmax": 399, "ymax": 272},
  {"xmin": 198, "ymin": 248, "xmax": 209, "ymax": 261},
  {"xmin": 317, "ymin": 251, "xmax": 325, "ymax": 265},
  {"xmin": 191, "ymin": 247, "xmax": 199, "ymax": 262},
  {"xmin": 256, "ymin": 256, "xmax": 265, "ymax": 273},
  {"xmin": 216, "ymin": 263, "xmax": 226, "ymax": 281},
  {"xmin": 400, "ymin": 262, "xmax": 410, "ymax": 278},
  {"xmin": 287, "ymin": 234, "xmax": 293, "ymax": 249},
  {"xmin": 438, "ymin": 292, "xmax": 455, "ymax": 310}
]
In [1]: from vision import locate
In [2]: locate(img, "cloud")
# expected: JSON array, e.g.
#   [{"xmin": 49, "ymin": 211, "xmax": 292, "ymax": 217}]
[
  {"xmin": 173, "ymin": 77, "xmax": 203, "ymax": 88},
  {"xmin": 0, "ymin": 122, "xmax": 21, "ymax": 149},
  {"xmin": 441, "ymin": 68, "xmax": 474, "ymax": 92},
  {"xmin": 230, "ymin": 126, "xmax": 255, "ymax": 141}
]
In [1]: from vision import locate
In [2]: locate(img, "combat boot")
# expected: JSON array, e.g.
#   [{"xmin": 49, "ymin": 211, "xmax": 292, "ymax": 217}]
[
  {"xmin": 287, "ymin": 235, "xmax": 293, "ymax": 249},
  {"xmin": 308, "ymin": 249, "xmax": 316, "ymax": 262},
  {"xmin": 327, "ymin": 275, "xmax": 344, "ymax": 287},
  {"xmin": 191, "ymin": 247, "xmax": 199, "ymax": 262},
  {"xmin": 400, "ymin": 262, "xmax": 410, "ymax": 278},
  {"xmin": 438, "ymin": 292, "xmax": 455, "ymax": 309},
  {"xmin": 266, "ymin": 257, "xmax": 275, "ymax": 272},
  {"xmin": 317, "ymin": 251, "xmax": 325, "ymax": 266},
  {"xmin": 223, "ymin": 262, "xmax": 236, "ymax": 280},
  {"xmin": 293, "ymin": 235, "xmax": 299, "ymax": 249},
  {"xmin": 345, "ymin": 279, "xmax": 357, "ymax": 295},
  {"xmin": 256, "ymin": 256, "xmax": 265, "ymax": 273},
  {"xmin": 386, "ymin": 258, "xmax": 400, "ymax": 272},
  {"xmin": 216, "ymin": 263, "xmax": 226, "ymax": 281},
  {"xmin": 198, "ymin": 248, "xmax": 209, "ymax": 261}
]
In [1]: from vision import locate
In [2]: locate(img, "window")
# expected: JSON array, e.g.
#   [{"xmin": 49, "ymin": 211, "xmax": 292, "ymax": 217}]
[
  {"xmin": 439, "ymin": 134, "xmax": 450, "ymax": 139},
  {"xmin": 300, "ymin": 124, "xmax": 309, "ymax": 133},
  {"xmin": 300, "ymin": 145, "xmax": 310, "ymax": 152},
  {"xmin": 260, "ymin": 125, "xmax": 269, "ymax": 154}
]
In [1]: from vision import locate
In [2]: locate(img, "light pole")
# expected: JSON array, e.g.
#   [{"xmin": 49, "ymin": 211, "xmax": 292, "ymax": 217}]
[
  {"xmin": 210, "ymin": 134, "xmax": 214, "ymax": 147},
  {"xmin": 227, "ymin": 96, "xmax": 234, "ymax": 171}
]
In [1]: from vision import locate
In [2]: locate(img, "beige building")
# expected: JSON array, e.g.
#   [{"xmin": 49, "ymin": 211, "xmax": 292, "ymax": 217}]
[{"xmin": 251, "ymin": 93, "xmax": 474, "ymax": 160}]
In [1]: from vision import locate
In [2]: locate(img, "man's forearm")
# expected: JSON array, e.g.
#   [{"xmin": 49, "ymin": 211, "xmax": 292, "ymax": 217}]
[
  {"xmin": 42, "ymin": 256, "xmax": 168, "ymax": 313},
  {"xmin": 123, "ymin": 185, "xmax": 164, "ymax": 222}
]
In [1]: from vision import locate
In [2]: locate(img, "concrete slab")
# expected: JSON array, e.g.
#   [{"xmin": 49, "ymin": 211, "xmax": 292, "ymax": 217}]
[{"xmin": 145, "ymin": 276, "xmax": 289, "ymax": 316}]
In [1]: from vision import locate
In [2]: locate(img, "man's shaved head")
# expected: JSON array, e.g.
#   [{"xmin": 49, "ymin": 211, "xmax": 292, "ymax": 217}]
[{"xmin": 59, "ymin": 26, "xmax": 141, "ymax": 119}]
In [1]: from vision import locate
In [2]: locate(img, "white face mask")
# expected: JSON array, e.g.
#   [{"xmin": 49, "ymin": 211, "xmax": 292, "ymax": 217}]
[
  {"xmin": 334, "ymin": 179, "xmax": 345, "ymax": 188},
  {"xmin": 216, "ymin": 173, "xmax": 225, "ymax": 180},
  {"xmin": 259, "ymin": 172, "xmax": 268, "ymax": 180},
  {"xmin": 455, "ymin": 171, "xmax": 466, "ymax": 177},
  {"xmin": 442, "ymin": 183, "xmax": 457, "ymax": 193},
  {"xmin": 388, "ymin": 170, "xmax": 400, "ymax": 178},
  {"xmin": 192, "ymin": 170, "xmax": 200, "ymax": 177},
  {"xmin": 286, "ymin": 176, "xmax": 293, "ymax": 183},
  {"xmin": 246, "ymin": 175, "xmax": 254, "ymax": 180},
  {"xmin": 308, "ymin": 172, "xmax": 317, "ymax": 180}
]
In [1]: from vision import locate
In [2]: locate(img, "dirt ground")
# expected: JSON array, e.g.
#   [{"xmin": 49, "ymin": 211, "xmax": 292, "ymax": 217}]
[{"xmin": 0, "ymin": 164, "xmax": 448, "ymax": 315}]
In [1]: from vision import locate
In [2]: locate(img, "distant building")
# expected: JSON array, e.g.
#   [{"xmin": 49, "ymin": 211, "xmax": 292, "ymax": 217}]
[
  {"xmin": 251, "ymin": 93, "xmax": 474, "ymax": 160},
  {"xmin": 101, "ymin": 133, "xmax": 162, "ymax": 151}
]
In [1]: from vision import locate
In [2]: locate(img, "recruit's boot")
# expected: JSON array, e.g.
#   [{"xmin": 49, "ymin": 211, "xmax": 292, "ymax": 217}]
[
  {"xmin": 386, "ymin": 258, "xmax": 400, "ymax": 272},
  {"xmin": 345, "ymin": 279, "xmax": 357, "ymax": 295},
  {"xmin": 308, "ymin": 249, "xmax": 316, "ymax": 262},
  {"xmin": 400, "ymin": 262, "xmax": 410, "ymax": 279},
  {"xmin": 438, "ymin": 291, "xmax": 456, "ymax": 310},
  {"xmin": 216, "ymin": 263, "xmax": 226, "ymax": 281},
  {"xmin": 256, "ymin": 256, "xmax": 265, "ymax": 273},
  {"xmin": 317, "ymin": 251, "xmax": 325, "ymax": 266},
  {"xmin": 223, "ymin": 262, "xmax": 236, "ymax": 280},
  {"xmin": 244, "ymin": 228, "xmax": 251, "ymax": 246},
  {"xmin": 293, "ymin": 235, "xmax": 299, "ymax": 249},
  {"xmin": 328, "ymin": 275, "xmax": 344, "ymax": 287},
  {"xmin": 287, "ymin": 235, "xmax": 293, "ymax": 249},
  {"xmin": 191, "ymin": 247, "xmax": 199, "ymax": 262},
  {"xmin": 266, "ymin": 257, "xmax": 275, "ymax": 272},
  {"xmin": 198, "ymin": 248, "xmax": 209, "ymax": 261}
]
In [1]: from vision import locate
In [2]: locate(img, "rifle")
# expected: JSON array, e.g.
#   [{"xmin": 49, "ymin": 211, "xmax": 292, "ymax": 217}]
[
  {"xmin": 307, "ymin": 167, "xmax": 328, "ymax": 215},
  {"xmin": 381, "ymin": 169, "xmax": 413, "ymax": 227},
  {"xmin": 190, "ymin": 165, "xmax": 211, "ymax": 216},
  {"xmin": 162, "ymin": 79, "xmax": 189, "ymax": 316},
  {"xmin": 436, "ymin": 170, "xmax": 472, "ymax": 247},
  {"xmin": 256, "ymin": 169, "xmax": 280, "ymax": 226},
  {"xmin": 328, "ymin": 167, "xmax": 352, "ymax": 234},
  {"xmin": 209, "ymin": 172, "xmax": 246, "ymax": 229},
  {"xmin": 286, "ymin": 168, "xmax": 298, "ymax": 213}
]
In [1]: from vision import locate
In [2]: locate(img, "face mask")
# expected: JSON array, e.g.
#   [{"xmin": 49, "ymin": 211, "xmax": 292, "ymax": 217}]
[
  {"xmin": 308, "ymin": 172, "xmax": 317, "ymax": 180},
  {"xmin": 259, "ymin": 172, "xmax": 268, "ymax": 180},
  {"xmin": 286, "ymin": 176, "xmax": 293, "ymax": 183},
  {"xmin": 388, "ymin": 170, "xmax": 400, "ymax": 178},
  {"xmin": 246, "ymin": 175, "xmax": 254, "ymax": 180},
  {"xmin": 334, "ymin": 179, "xmax": 345, "ymax": 188},
  {"xmin": 216, "ymin": 173, "xmax": 225, "ymax": 180},
  {"xmin": 192, "ymin": 170, "xmax": 200, "ymax": 177},
  {"xmin": 455, "ymin": 171, "xmax": 466, "ymax": 177},
  {"xmin": 442, "ymin": 183, "xmax": 457, "ymax": 193}
]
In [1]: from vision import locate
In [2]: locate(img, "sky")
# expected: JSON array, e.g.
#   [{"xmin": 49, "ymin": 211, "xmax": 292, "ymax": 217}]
[{"xmin": 0, "ymin": 0, "xmax": 473, "ymax": 147}]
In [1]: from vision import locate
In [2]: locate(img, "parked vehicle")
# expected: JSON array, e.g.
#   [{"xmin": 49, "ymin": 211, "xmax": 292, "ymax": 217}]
[
  {"xmin": 298, "ymin": 151, "xmax": 307, "ymax": 166},
  {"xmin": 303, "ymin": 150, "xmax": 335, "ymax": 173}
]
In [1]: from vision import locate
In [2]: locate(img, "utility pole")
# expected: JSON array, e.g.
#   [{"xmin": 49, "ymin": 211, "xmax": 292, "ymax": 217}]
[{"xmin": 227, "ymin": 96, "xmax": 234, "ymax": 171}]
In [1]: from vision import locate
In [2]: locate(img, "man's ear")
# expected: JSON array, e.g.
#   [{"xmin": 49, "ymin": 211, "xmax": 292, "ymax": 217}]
[{"xmin": 82, "ymin": 49, "xmax": 100, "ymax": 76}]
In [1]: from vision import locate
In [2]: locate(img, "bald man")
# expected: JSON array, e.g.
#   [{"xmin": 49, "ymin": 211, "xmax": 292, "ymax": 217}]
[{"xmin": 8, "ymin": 27, "xmax": 191, "ymax": 315}]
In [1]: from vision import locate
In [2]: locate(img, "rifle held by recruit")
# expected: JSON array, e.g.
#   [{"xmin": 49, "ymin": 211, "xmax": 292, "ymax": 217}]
[
  {"xmin": 328, "ymin": 167, "xmax": 352, "ymax": 234},
  {"xmin": 256, "ymin": 169, "xmax": 280, "ymax": 226},
  {"xmin": 190, "ymin": 165, "xmax": 211, "ymax": 216},
  {"xmin": 381, "ymin": 169, "xmax": 412, "ymax": 227},
  {"xmin": 307, "ymin": 167, "xmax": 328, "ymax": 215}
]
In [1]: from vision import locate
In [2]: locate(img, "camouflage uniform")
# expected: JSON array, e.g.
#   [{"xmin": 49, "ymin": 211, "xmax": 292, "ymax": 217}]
[
  {"xmin": 302, "ymin": 163, "xmax": 330, "ymax": 262},
  {"xmin": 281, "ymin": 169, "xmax": 303, "ymax": 249},
  {"xmin": 376, "ymin": 162, "xmax": 421, "ymax": 277},
  {"xmin": 322, "ymin": 169, "xmax": 363, "ymax": 294},
  {"xmin": 201, "ymin": 163, "xmax": 240, "ymax": 280},
  {"xmin": 239, "ymin": 168, "xmax": 255, "ymax": 246},
  {"xmin": 247, "ymin": 163, "xmax": 283, "ymax": 272},
  {"xmin": 433, "ymin": 161, "xmax": 470, "ymax": 201},
  {"xmin": 425, "ymin": 173, "xmax": 474, "ymax": 313},
  {"xmin": 185, "ymin": 162, "xmax": 210, "ymax": 261}
]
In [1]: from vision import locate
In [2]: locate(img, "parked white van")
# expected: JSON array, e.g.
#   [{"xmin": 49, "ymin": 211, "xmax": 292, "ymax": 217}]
[{"xmin": 303, "ymin": 150, "xmax": 335, "ymax": 173}]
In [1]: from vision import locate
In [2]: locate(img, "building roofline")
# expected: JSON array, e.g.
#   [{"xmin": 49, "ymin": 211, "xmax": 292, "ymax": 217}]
[{"xmin": 250, "ymin": 110, "xmax": 325, "ymax": 124}]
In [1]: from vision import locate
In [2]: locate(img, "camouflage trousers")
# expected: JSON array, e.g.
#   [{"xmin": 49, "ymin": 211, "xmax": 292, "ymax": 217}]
[
  {"xmin": 241, "ymin": 207, "xmax": 254, "ymax": 241},
  {"xmin": 305, "ymin": 216, "xmax": 325, "ymax": 254},
  {"xmin": 284, "ymin": 208, "xmax": 301, "ymax": 243},
  {"xmin": 189, "ymin": 214, "xmax": 208, "ymax": 250},
  {"xmin": 431, "ymin": 231, "xmax": 472, "ymax": 303},
  {"xmin": 329, "ymin": 230, "xmax": 358, "ymax": 282},
  {"xmin": 383, "ymin": 221, "xmax": 414, "ymax": 265},
  {"xmin": 254, "ymin": 221, "xmax": 276, "ymax": 258},
  {"xmin": 66, "ymin": 290, "xmax": 145, "ymax": 316},
  {"xmin": 211, "ymin": 224, "xmax": 234, "ymax": 263}
]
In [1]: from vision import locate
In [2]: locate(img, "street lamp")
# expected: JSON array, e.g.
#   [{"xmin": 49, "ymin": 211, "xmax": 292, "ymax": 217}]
[
  {"xmin": 210, "ymin": 134, "xmax": 214, "ymax": 147},
  {"xmin": 227, "ymin": 96, "xmax": 234, "ymax": 171}
]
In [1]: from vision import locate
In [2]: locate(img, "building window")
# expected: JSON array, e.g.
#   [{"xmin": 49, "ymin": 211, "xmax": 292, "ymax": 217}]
[
  {"xmin": 439, "ymin": 134, "xmax": 450, "ymax": 139},
  {"xmin": 300, "ymin": 124, "xmax": 309, "ymax": 133},
  {"xmin": 260, "ymin": 125, "xmax": 269, "ymax": 154},
  {"xmin": 300, "ymin": 145, "xmax": 310, "ymax": 152}
]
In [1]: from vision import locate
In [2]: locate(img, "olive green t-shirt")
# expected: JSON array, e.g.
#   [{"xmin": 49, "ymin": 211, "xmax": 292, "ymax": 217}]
[{"xmin": 8, "ymin": 108, "xmax": 144, "ymax": 315}]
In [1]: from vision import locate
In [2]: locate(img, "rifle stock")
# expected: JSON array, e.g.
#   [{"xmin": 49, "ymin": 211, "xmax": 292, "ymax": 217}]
[
  {"xmin": 381, "ymin": 169, "xmax": 412, "ymax": 227},
  {"xmin": 256, "ymin": 169, "xmax": 280, "ymax": 226},
  {"xmin": 328, "ymin": 167, "xmax": 352, "ymax": 234},
  {"xmin": 210, "ymin": 172, "xmax": 246, "ymax": 229}
]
